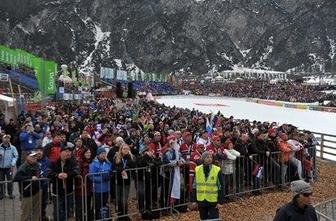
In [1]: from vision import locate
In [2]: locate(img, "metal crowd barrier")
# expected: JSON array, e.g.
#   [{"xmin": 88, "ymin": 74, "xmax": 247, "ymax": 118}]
[
  {"xmin": 316, "ymin": 212, "xmax": 335, "ymax": 221},
  {"xmin": 310, "ymin": 132, "xmax": 336, "ymax": 162},
  {"xmin": 0, "ymin": 176, "xmax": 84, "ymax": 221},
  {"xmin": 315, "ymin": 198, "xmax": 336, "ymax": 221},
  {"xmin": 0, "ymin": 180, "xmax": 19, "ymax": 221},
  {"xmin": 0, "ymin": 145, "xmax": 321, "ymax": 221}
]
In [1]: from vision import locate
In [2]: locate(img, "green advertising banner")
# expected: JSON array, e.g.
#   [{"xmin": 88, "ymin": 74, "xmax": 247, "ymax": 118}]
[
  {"xmin": 44, "ymin": 60, "xmax": 57, "ymax": 94},
  {"xmin": 31, "ymin": 57, "xmax": 43, "ymax": 90},
  {"xmin": 0, "ymin": 45, "xmax": 57, "ymax": 95}
]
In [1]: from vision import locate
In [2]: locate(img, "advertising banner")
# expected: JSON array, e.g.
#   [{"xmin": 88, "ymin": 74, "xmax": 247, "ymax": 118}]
[
  {"xmin": 100, "ymin": 67, "xmax": 115, "ymax": 80},
  {"xmin": 116, "ymin": 70, "xmax": 127, "ymax": 81},
  {"xmin": 44, "ymin": 60, "xmax": 57, "ymax": 94},
  {"xmin": 0, "ymin": 45, "xmax": 58, "ymax": 95}
]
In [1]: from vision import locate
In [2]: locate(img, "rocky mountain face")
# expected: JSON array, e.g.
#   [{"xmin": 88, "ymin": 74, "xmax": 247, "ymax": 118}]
[{"xmin": 0, "ymin": 0, "xmax": 335, "ymax": 75}]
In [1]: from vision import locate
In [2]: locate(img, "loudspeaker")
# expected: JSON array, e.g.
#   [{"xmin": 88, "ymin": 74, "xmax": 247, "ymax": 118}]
[
  {"xmin": 127, "ymin": 82, "xmax": 135, "ymax": 98},
  {"xmin": 116, "ymin": 82, "xmax": 123, "ymax": 98}
]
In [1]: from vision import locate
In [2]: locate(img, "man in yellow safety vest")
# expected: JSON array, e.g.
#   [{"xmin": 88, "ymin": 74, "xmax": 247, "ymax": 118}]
[{"xmin": 191, "ymin": 151, "xmax": 225, "ymax": 220}]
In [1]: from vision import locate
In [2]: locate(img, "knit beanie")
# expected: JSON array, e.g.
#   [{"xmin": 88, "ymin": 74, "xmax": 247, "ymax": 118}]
[
  {"xmin": 290, "ymin": 180, "xmax": 312, "ymax": 195},
  {"xmin": 96, "ymin": 146, "xmax": 106, "ymax": 155}
]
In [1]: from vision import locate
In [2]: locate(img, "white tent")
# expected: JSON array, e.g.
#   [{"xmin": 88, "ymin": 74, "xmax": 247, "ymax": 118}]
[
  {"xmin": 0, "ymin": 94, "xmax": 16, "ymax": 123},
  {"xmin": 146, "ymin": 93, "xmax": 155, "ymax": 101},
  {"xmin": 0, "ymin": 94, "xmax": 15, "ymax": 107}
]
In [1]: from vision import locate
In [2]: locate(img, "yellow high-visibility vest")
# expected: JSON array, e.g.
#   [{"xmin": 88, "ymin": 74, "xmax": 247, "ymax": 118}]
[{"xmin": 195, "ymin": 164, "xmax": 220, "ymax": 202}]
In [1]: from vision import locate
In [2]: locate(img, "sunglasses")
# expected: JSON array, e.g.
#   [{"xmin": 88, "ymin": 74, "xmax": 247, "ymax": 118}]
[{"xmin": 302, "ymin": 193, "xmax": 312, "ymax": 197}]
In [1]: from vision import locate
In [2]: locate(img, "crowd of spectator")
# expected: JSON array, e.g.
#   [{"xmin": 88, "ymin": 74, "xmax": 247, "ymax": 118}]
[
  {"xmin": 133, "ymin": 81, "xmax": 175, "ymax": 95},
  {"xmin": 179, "ymin": 80, "xmax": 336, "ymax": 104},
  {"xmin": 0, "ymin": 96, "xmax": 318, "ymax": 220}
]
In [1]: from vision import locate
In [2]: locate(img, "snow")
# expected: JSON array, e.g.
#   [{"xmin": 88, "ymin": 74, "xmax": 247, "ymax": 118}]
[
  {"xmin": 126, "ymin": 63, "xmax": 145, "ymax": 81},
  {"xmin": 221, "ymin": 66, "xmax": 284, "ymax": 74},
  {"xmin": 157, "ymin": 96, "xmax": 336, "ymax": 134},
  {"xmin": 157, "ymin": 96, "xmax": 336, "ymax": 161},
  {"xmin": 114, "ymin": 59, "xmax": 123, "ymax": 69},
  {"xmin": 304, "ymin": 76, "xmax": 336, "ymax": 85},
  {"xmin": 79, "ymin": 23, "xmax": 111, "ymax": 73},
  {"xmin": 218, "ymin": 52, "xmax": 233, "ymax": 63},
  {"xmin": 327, "ymin": 36, "xmax": 336, "ymax": 60},
  {"xmin": 241, "ymin": 49, "xmax": 251, "ymax": 58},
  {"xmin": 308, "ymin": 53, "xmax": 317, "ymax": 60},
  {"xmin": 16, "ymin": 24, "xmax": 30, "ymax": 34},
  {"xmin": 252, "ymin": 36, "xmax": 273, "ymax": 69},
  {"xmin": 69, "ymin": 27, "xmax": 76, "ymax": 51}
]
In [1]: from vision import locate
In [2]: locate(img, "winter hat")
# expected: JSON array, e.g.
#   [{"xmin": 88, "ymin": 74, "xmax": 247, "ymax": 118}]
[
  {"xmin": 201, "ymin": 151, "xmax": 212, "ymax": 161},
  {"xmin": 290, "ymin": 180, "xmax": 312, "ymax": 195},
  {"xmin": 96, "ymin": 147, "xmax": 106, "ymax": 155},
  {"xmin": 167, "ymin": 129, "xmax": 175, "ymax": 135}
]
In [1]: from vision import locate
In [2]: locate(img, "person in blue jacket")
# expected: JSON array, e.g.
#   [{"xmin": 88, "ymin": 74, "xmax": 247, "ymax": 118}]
[
  {"xmin": 19, "ymin": 124, "xmax": 42, "ymax": 163},
  {"xmin": 89, "ymin": 146, "xmax": 112, "ymax": 219},
  {"xmin": 0, "ymin": 134, "xmax": 18, "ymax": 199}
]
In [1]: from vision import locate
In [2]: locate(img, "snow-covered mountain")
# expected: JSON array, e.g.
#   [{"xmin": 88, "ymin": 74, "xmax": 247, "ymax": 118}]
[{"xmin": 0, "ymin": 0, "xmax": 335, "ymax": 74}]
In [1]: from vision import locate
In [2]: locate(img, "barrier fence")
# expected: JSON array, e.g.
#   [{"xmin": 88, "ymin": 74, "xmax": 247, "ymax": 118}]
[
  {"xmin": 315, "ymin": 198, "xmax": 336, "ymax": 221},
  {"xmin": 310, "ymin": 132, "xmax": 336, "ymax": 162},
  {"xmin": 1, "ymin": 145, "xmax": 320, "ymax": 221},
  {"xmin": 246, "ymin": 98, "xmax": 336, "ymax": 113}
]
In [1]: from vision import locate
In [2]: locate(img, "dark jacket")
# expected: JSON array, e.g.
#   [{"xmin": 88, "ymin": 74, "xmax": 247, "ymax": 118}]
[
  {"xmin": 124, "ymin": 136, "xmax": 140, "ymax": 157},
  {"xmin": 273, "ymin": 196, "xmax": 318, "ymax": 221},
  {"xmin": 48, "ymin": 157, "xmax": 80, "ymax": 195},
  {"xmin": 234, "ymin": 139, "xmax": 249, "ymax": 156},
  {"xmin": 136, "ymin": 153, "xmax": 162, "ymax": 184},
  {"xmin": 250, "ymin": 137, "xmax": 268, "ymax": 164},
  {"xmin": 267, "ymin": 137, "xmax": 279, "ymax": 152},
  {"xmin": 13, "ymin": 162, "xmax": 41, "ymax": 197},
  {"xmin": 114, "ymin": 154, "xmax": 136, "ymax": 186}
]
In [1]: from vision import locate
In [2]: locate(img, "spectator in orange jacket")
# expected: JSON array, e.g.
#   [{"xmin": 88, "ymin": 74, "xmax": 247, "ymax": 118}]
[{"xmin": 278, "ymin": 132, "xmax": 292, "ymax": 163}]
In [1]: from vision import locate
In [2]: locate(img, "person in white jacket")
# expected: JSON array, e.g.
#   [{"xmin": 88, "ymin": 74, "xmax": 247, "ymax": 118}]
[
  {"xmin": 221, "ymin": 142, "xmax": 240, "ymax": 196},
  {"xmin": 287, "ymin": 138, "xmax": 304, "ymax": 180},
  {"xmin": 0, "ymin": 134, "xmax": 18, "ymax": 199},
  {"xmin": 41, "ymin": 132, "xmax": 53, "ymax": 147}
]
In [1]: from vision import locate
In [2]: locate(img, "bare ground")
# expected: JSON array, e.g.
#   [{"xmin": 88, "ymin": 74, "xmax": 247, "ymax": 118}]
[{"xmin": 160, "ymin": 159, "xmax": 336, "ymax": 221}]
